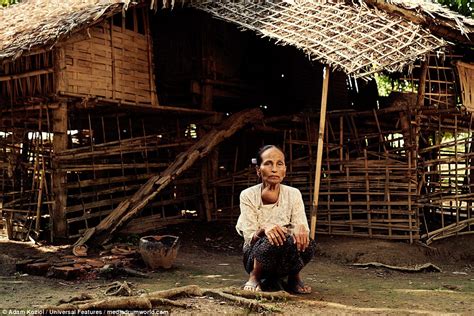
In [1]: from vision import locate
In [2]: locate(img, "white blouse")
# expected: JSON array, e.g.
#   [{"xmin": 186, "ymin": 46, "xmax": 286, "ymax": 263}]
[{"xmin": 235, "ymin": 183, "xmax": 310, "ymax": 246}]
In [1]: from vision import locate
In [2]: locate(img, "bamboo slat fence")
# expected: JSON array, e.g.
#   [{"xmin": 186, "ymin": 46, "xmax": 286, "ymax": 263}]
[
  {"xmin": 0, "ymin": 104, "xmax": 203, "ymax": 240},
  {"xmin": 0, "ymin": 106, "xmax": 54, "ymax": 241},
  {"xmin": 1, "ymin": 104, "xmax": 473, "ymax": 242},
  {"xmin": 59, "ymin": 109, "xmax": 202, "ymax": 238},
  {"xmin": 209, "ymin": 99, "xmax": 473, "ymax": 243},
  {"xmin": 211, "ymin": 109, "xmax": 420, "ymax": 241},
  {"xmin": 419, "ymin": 112, "xmax": 474, "ymax": 244}
]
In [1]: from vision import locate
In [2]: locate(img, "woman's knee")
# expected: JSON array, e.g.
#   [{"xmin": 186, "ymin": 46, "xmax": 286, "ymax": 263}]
[{"xmin": 253, "ymin": 235, "xmax": 294, "ymax": 256}]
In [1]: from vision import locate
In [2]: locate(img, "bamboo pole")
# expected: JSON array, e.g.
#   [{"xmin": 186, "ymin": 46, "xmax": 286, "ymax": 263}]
[
  {"xmin": 416, "ymin": 59, "xmax": 429, "ymax": 109},
  {"xmin": 310, "ymin": 66, "xmax": 330, "ymax": 240},
  {"xmin": 0, "ymin": 68, "xmax": 54, "ymax": 82},
  {"xmin": 363, "ymin": 149, "xmax": 373, "ymax": 238},
  {"xmin": 345, "ymin": 151, "xmax": 353, "ymax": 234},
  {"xmin": 325, "ymin": 119, "xmax": 331, "ymax": 234},
  {"xmin": 455, "ymin": 116, "xmax": 460, "ymax": 233}
]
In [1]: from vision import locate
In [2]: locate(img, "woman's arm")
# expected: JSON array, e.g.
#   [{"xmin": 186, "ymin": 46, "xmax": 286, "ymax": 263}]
[
  {"xmin": 236, "ymin": 190, "xmax": 260, "ymax": 245},
  {"xmin": 290, "ymin": 188, "xmax": 310, "ymax": 251},
  {"xmin": 251, "ymin": 228, "xmax": 265, "ymax": 244}
]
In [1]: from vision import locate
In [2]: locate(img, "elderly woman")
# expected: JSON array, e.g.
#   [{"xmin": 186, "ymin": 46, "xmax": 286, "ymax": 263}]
[{"xmin": 236, "ymin": 145, "xmax": 316, "ymax": 293}]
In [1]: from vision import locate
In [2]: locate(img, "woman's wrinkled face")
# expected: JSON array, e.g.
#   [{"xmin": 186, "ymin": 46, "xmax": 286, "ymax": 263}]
[{"xmin": 257, "ymin": 147, "xmax": 286, "ymax": 185}]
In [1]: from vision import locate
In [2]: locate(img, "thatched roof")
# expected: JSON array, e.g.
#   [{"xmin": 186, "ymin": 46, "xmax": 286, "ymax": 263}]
[
  {"xmin": 193, "ymin": 1, "xmax": 446, "ymax": 77},
  {"xmin": 0, "ymin": 0, "xmax": 132, "ymax": 62},
  {"xmin": 0, "ymin": 0, "xmax": 468, "ymax": 78},
  {"xmin": 384, "ymin": 0, "xmax": 474, "ymax": 31},
  {"xmin": 364, "ymin": 0, "xmax": 474, "ymax": 43}
]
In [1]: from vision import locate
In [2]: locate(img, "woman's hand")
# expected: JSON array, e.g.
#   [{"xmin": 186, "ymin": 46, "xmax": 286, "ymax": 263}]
[
  {"xmin": 264, "ymin": 224, "xmax": 287, "ymax": 246},
  {"xmin": 293, "ymin": 224, "xmax": 309, "ymax": 252}
]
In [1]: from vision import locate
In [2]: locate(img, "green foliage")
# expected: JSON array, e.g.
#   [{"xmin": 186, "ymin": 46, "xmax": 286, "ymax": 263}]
[
  {"xmin": 1, "ymin": 0, "xmax": 20, "ymax": 7},
  {"xmin": 374, "ymin": 73, "xmax": 416, "ymax": 97},
  {"xmin": 437, "ymin": 0, "xmax": 474, "ymax": 17}
]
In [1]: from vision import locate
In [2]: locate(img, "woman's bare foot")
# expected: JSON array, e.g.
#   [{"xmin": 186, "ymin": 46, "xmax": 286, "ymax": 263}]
[
  {"xmin": 288, "ymin": 273, "xmax": 311, "ymax": 294},
  {"xmin": 244, "ymin": 259, "xmax": 263, "ymax": 291},
  {"xmin": 243, "ymin": 277, "xmax": 262, "ymax": 292}
]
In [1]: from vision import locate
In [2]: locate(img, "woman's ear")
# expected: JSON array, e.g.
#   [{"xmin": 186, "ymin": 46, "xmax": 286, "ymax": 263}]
[{"xmin": 255, "ymin": 165, "xmax": 261, "ymax": 178}]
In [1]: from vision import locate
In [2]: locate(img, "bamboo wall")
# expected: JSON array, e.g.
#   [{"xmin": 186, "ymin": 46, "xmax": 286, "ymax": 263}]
[
  {"xmin": 0, "ymin": 10, "xmax": 472, "ymax": 243},
  {"xmin": 58, "ymin": 7, "xmax": 157, "ymax": 105},
  {"xmin": 3, "ymin": 105, "xmax": 473, "ymax": 242},
  {"xmin": 0, "ymin": 107, "xmax": 54, "ymax": 240},
  {"xmin": 211, "ymin": 109, "xmax": 420, "ymax": 241},
  {"xmin": 152, "ymin": 8, "xmax": 326, "ymax": 112},
  {"xmin": 0, "ymin": 102, "xmax": 205, "ymax": 240},
  {"xmin": 419, "ymin": 113, "xmax": 474, "ymax": 244},
  {"xmin": 57, "ymin": 108, "xmax": 201, "ymax": 238},
  {"xmin": 403, "ymin": 53, "xmax": 459, "ymax": 109},
  {"xmin": 0, "ymin": 52, "xmax": 54, "ymax": 103}
]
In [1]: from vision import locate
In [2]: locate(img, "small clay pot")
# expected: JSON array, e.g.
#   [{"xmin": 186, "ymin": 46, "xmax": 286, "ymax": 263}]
[{"xmin": 139, "ymin": 235, "xmax": 180, "ymax": 269}]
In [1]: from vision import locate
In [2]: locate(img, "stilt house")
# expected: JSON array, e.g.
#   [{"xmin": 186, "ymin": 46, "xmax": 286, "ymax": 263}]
[{"xmin": 0, "ymin": 0, "xmax": 473, "ymax": 245}]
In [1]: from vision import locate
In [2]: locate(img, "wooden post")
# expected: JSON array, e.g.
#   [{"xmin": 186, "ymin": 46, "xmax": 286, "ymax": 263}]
[
  {"xmin": 201, "ymin": 159, "xmax": 212, "ymax": 222},
  {"xmin": 202, "ymin": 83, "xmax": 213, "ymax": 111},
  {"xmin": 52, "ymin": 102, "xmax": 68, "ymax": 239},
  {"xmin": 144, "ymin": 11, "xmax": 158, "ymax": 106},
  {"xmin": 209, "ymin": 148, "xmax": 219, "ymax": 220},
  {"xmin": 413, "ymin": 59, "xmax": 429, "ymax": 235},
  {"xmin": 416, "ymin": 59, "xmax": 429, "ymax": 109},
  {"xmin": 310, "ymin": 66, "xmax": 330, "ymax": 240},
  {"xmin": 109, "ymin": 19, "xmax": 116, "ymax": 100}
]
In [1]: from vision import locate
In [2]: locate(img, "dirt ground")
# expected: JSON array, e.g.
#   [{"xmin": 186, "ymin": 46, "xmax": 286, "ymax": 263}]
[{"xmin": 0, "ymin": 222, "xmax": 473, "ymax": 314}]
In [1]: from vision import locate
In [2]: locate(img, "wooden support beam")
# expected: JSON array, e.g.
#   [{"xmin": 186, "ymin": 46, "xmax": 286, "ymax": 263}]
[
  {"xmin": 144, "ymin": 11, "xmax": 158, "ymax": 106},
  {"xmin": 364, "ymin": 0, "xmax": 473, "ymax": 45},
  {"xmin": 310, "ymin": 66, "xmax": 330, "ymax": 240},
  {"xmin": 52, "ymin": 103, "xmax": 68, "ymax": 240},
  {"xmin": 0, "ymin": 68, "xmax": 54, "ymax": 82},
  {"xmin": 74, "ymin": 108, "xmax": 263, "ymax": 248},
  {"xmin": 201, "ymin": 158, "xmax": 212, "ymax": 222},
  {"xmin": 59, "ymin": 92, "xmax": 217, "ymax": 116},
  {"xmin": 413, "ymin": 58, "xmax": 428, "ymax": 183},
  {"xmin": 416, "ymin": 59, "xmax": 429, "ymax": 109},
  {"xmin": 202, "ymin": 83, "xmax": 213, "ymax": 111}
]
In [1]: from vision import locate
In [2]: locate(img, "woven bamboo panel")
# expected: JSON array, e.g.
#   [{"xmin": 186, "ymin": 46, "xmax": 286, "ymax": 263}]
[
  {"xmin": 0, "ymin": 52, "xmax": 55, "ymax": 102},
  {"xmin": 211, "ymin": 109, "xmax": 420, "ymax": 241},
  {"xmin": 419, "ymin": 113, "xmax": 474, "ymax": 243},
  {"xmin": 457, "ymin": 61, "xmax": 474, "ymax": 112},
  {"xmin": 58, "ymin": 110, "xmax": 200, "ymax": 238},
  {"xmin": 60, "ymin": 19, "xmax": 155, "ymax": 105},
  {"xmin": 0, "ymin": 107, "xmax": 54, "ymax": 241}
]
